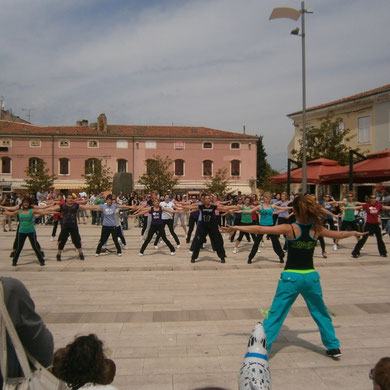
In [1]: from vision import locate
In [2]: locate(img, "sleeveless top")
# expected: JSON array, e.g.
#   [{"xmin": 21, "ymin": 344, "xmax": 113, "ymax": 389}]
[
  {"xmin": 343, "ymin": 201, "xmax": 356, "ymax": 222},
  {"xmin": 18, "ymin": 209, "xmax": 35, "ymax": 233},
  {"xmin": 285, "ymin": 223, "xmax": 317, "ymax": 270},
  {"xmin": 199, "ymin": 204, "xmax": 217, "ymax": 223},
  {"xmin": 259, "ymin": 205, "xmax": 274, "ymax": 226},
  {"xmin": 241, "ymin": 205, "xmax": 253, "ymax": 224},
  {"xmin": 61, "ymin": 203, "xmax": 80, "ymax": 228},
  {"xmin": 151, "ymin": 207, "xmax": 163, "ymax": 225}
]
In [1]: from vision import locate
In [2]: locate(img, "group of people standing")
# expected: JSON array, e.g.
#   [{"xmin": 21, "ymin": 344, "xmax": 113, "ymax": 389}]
[{"xmin": 0, "ymin": 189, "xmax": 388, "ymax": 267}]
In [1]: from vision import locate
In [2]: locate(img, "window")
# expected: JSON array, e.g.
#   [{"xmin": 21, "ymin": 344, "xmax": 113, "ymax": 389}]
[
  {"xmin": 231, "ymin": 160, "xmax": 240, "ymax": 176},
  {"xmin": 85, "ymin": 158, "xmax": 98, "ymax": 174},
  {"xmin": 358, "ymin": 116, "xmax": 370, "ymax": 143},
  {"xmin": 0, "ymin": 139, "xmax": 11, "ymax": 147},
  {"xmin": 145, "ymin": 159, "xmax": 155, "ymax": 175},
  {"xmin": 59, "ymin": 158, "xmax": 69, "ymax": 175},
  {"xmin": 145, "ymin": 141, "xmax": 156, "ymax": 149},
  {"xmin": 1, "ymin": 157, "xmax": 11, "ymax": 174},
  {"xmin": 88, "ymin": 140, "xmax": 99, "ymax": 148},
  {"xmin": 29, "ymin": 139, "xmax": 41, "ymax": 148},
  {"xmin": 117, "ymin": 159, "xmax": 127, "ymax": 173},
  {"xmin": 202, "ymin": 141, "xmax": 213, "ymax": 149},
  {"xmin": 203, "ymin": 160, "xmax": 213, "ymax": 176},
  {"xmin": 174, "ymin": 159, "xmax": 184, "ymax": 176},
  {"xmin": 116, "ymin": 140, "xmax": 128, "ymax": 149},
  {"xmin": 29, "ymin": 157, "xmax": 43, "ymax": 173},
  {"xmin": 59, "ymin": 139, "xmax": 70, "ymax": 148},
  {"xmin": 174, "ymin": 141, "xmax": 185, "ymax": 150},
  {"xmin": 231, "ymin": 142, "xmax": 240, "ymax": 150}
]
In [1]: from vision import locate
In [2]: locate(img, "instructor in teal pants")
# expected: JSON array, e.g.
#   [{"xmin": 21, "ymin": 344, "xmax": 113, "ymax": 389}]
[{"xmin": 222, "ymin": 194, "xmax": 367, "ymax": 358}]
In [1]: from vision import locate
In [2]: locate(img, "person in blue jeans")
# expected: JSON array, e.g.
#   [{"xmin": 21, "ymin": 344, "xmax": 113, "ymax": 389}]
[{"xmin": 222, "ymin": 194, "xmax": 367, "ymax": 358}]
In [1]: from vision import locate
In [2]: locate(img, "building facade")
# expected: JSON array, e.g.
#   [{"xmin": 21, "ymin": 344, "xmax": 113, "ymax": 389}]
[
  {"xmin": 0, "ymin": 115, "xmax": 258, "ymax": 194},
  {"xmin": 287, "ymin": 84, "xmax": 390, "ymax": 158}
]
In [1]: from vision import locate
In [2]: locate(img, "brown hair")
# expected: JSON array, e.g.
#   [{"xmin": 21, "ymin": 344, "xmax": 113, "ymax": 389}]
[
  {"xmin": 52, "ymin": 334, "xmax": 116, "ymax": 390},
  {"xmin": 292, "ymin": 194, "xmax": 323, "ymax": 233},
  {"xmin": 373, "ymin": 357, "xmax": 390, "ymax": 390}
]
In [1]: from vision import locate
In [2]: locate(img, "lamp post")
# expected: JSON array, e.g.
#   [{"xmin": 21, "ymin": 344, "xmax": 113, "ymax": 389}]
[{"xmin": 269, "ymin": 1, "xmax": 313, "ymax": 194}]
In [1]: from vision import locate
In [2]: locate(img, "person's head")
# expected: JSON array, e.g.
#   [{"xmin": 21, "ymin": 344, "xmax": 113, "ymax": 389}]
[
  {"xmin": 203, "ymin": 194, "xmax": 211, "ymax": 206},
  {"xmin": 65, "ymin": 193, "xmax": 74, "ymax": 205},
  {"xmin": 369, "ymin": 194, "xmax": 377, "ymax": 204},
  {"xmin": 52, "ymin": 334, "xmax": 116, "ymax": 389},
  {"xmin": 263, "ymin": 192, "xmax": 272, "ymax": 203},
  {"xmin": 244, "ymin": 196, "xmax": 251, "ymax": 206},
  {"xmin": 346, "ymin": 192, "xmax": 354, "ymax": 200},
  {"xmin": 175, "ymin": 194, "xmax": 182, "ymax": 201},
  {"xmin": 237, "ymin": 197, "xmax": 243, "ymax": 204},
  {"xmin": 57, "ymin": 193, "xmax": 64, "ymax": 201},
  {"xmin": 281, "ymin": 192, "xmax": 288, "ymax": 202},
  {"xmin": 21, "ymin": 197, "xmax": 32, "ymax": 210},
  {"xmin": 370, "ymin": 357, "xmax": 390, "ymax": 390},
  {"xmin": 275, "ymin": 193, "xmax": 281, "ymax": 200},
  {"xmin": 292, "ymin": 194, "xmax": 323, "ymax": 232},
  {"xmin": 164, "ymin": 194, "xmax": 170, "ymax": 202},
  {"xmin": 105, "ymin": 194, "xmax": 113, "ymax": 206},
  {"xmin": 153, "ymin": 198, "xmax": 160, "ymax": 208}
]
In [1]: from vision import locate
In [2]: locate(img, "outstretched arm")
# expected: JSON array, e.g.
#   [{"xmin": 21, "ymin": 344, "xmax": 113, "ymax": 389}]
[
  {"xmin": 220, "ymin": 223, "xmax": 290, "ymax": 237},
  {"xmin": 319, "ymin": 227, "xmax": 368, "ymax": 240}
]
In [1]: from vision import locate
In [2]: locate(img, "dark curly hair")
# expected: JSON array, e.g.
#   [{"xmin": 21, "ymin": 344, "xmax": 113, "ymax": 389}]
[{"xmin": 52, "ymin": 334, "xmax": 116, "ymax": 390}]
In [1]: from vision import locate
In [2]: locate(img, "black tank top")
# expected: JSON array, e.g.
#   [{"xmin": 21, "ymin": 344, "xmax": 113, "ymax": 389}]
[
  {"xmin": 199, "ymin": 204, "xmax": 217, "ymax": 223},
  {"xmin": 285, "ymin": 223, "xmax": 317, "ymax": 270}
]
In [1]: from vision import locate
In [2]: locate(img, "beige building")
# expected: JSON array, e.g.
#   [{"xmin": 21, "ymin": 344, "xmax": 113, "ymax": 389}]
[{"xmin": 287, "ymin": 83, "xmax": 390, "ymax": 158}]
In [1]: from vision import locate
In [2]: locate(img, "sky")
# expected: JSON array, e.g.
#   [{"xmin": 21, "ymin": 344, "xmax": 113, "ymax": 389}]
[{"xmin": 0, "ymin": 0, "xmax": 389, "ymax": 172}]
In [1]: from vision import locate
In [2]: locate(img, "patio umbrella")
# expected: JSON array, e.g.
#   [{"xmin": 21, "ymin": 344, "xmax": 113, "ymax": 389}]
[
  {"xmin": 268, "ymin": 158, "xmax": 342, "ymax": 184},
  {"xmin": 320, "ymin": 149, "xmax": 390, "ymax": 184}
]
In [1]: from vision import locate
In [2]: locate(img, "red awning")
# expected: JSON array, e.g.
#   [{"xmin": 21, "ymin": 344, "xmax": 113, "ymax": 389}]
[
  {"xmin": 268, "ymin": 158, "xmax": 342, "ymax": 185},
  {"xmin": 320, "ymin": 149, "xmax": 390, "ymax": 184}
]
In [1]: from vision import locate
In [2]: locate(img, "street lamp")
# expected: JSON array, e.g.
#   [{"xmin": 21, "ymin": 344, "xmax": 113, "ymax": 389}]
[{"xmin": 269, "ymin": 1, "xmax": 313, "ymax": 194}]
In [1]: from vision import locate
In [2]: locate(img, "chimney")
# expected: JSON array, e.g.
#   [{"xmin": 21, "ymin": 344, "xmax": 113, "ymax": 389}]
[
  {"xmin": 81, "ymin": 119, "xmax": 88, "ymax": 127},
  {"xmin": 97, "ymin": 113, "xmax": 108, "ymax": 133}
]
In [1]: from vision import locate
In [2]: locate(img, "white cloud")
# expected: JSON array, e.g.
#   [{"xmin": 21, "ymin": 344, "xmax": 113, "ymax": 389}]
[{"xmin": 0, "ymin": 0, "xmax": 389, "ymax": 170}]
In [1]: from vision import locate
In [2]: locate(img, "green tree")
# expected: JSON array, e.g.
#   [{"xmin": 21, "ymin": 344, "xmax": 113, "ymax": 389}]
[
  {"xmin": 291, "ymin": 115, "xmax": 359, "ymax": 165},
  {"xmin": 82, "ymin": 158, "xmax": 113, "ymax": 194},
  {"xmin": 24, "ymin": 160, "xmax": 57, "ymax": 195},
  {"xmin": 138, "ymin": 155, "xmax": 178, "ymax": 195},
  {"xmin": 205, "ymin": 168, "xmax": 231, "ymax": 195}
]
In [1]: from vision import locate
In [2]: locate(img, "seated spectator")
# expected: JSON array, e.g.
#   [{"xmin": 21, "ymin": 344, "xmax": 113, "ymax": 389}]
[
  {"xmin": 370, "ymin": 357, "xmax": 390, "ymax": 390},
  {"xmin": 0, "ymin": 277, "xmax": 54, "ymax": 387},
  {"xmin": 52, "ymin": 334, "xmax": 117, "ymax": 390}
]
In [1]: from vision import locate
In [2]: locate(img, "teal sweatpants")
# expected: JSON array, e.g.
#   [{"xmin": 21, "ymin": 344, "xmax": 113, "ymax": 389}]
[{"xmin": 263, "ymin": 270, "xmax": 340, "ymax": 352}]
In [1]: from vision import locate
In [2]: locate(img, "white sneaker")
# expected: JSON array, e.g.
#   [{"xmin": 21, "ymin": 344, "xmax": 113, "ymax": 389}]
[
  {"xmin": 261, "ymin": 242, "xmax": 265, "ymax": 247},
  {"xmin": 139, "ymin": 253, "xmax": 143, "ymax": 256},
  {"xmin": 333, "ymin": 244, "xmax": 338, "ymax": 251},
  {"xmin": 177, "ymin": 245, "xmax": 180, "ymax": 249},
  {"xmin": 50, "ymin": 237, "xmax": 54, "ymax": 242},
  {"xmin": 118, "ymin": 253, "xmax": 122, "ymax": 257},
  {"xmin": 171, "ymin": 252, "xmax": 175, "ymax": 256},
  {"xmin": 189, "ymin": 250, "xmax": 193, "ymax": 254},
  {"xmin": 154, "ymin": 245, "xmax": 158, "ymax": 249},
  {"xmin": 257, "ymin": 249, "xmax": 261, "ymax": 253},
  {"xmin": 233, "ymin": 247, "xmax": 238, "ymax": 254},
  {"xmin": 95, "ymin": 253, "xmax": 99, "ymax": 257}
]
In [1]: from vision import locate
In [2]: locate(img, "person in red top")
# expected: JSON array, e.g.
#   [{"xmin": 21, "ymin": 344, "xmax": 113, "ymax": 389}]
[
  {"xmin": 351, "ymin": 195, "xmax": 390, "ymax": 258},
  {"xmin": 51, "ymin": 193, "xmax": 64, "ymax": 242}
]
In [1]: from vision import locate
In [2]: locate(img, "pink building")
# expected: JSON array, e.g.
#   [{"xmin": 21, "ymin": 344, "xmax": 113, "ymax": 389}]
[{"xmin": 0, "ymin": 115, "xmax": 258, "ymax": 194}]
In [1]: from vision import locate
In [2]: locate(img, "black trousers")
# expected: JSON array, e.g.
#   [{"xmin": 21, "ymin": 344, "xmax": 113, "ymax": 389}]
[
  {"xmin": 141, "ymin": 215, "xmax": 149, "ymax": 236},
  {"xmin": 58, "ymin": 226, "xmax": 82, "ymax": 250},
  {"xmin": 352, "ymin": 223, "xmax": 387, "ymax": 256},
  {"xmin": 13, "ymin": 232, "xmax": 44, "ymax": 264},
  {"xmin": 12, "ymin": 224, "xmax": 42, "ymax": 252},
  {"xmin": 141, "ymin": 224, "xmax": 175, "ymax": 253},
  {"xmin": 96, "ymin": 226, "xmax": 121, "ymax": 254},
  {"xmin": 51, "ymin": 220, "xmax": 61, "ymax": 237},
  {"xmin": 248, "ymin": 233, "xmax": 284, "ymax": 262},
  {"xmin": 186, "ymin": 216, "xmax": 198, "ymax": 242},
  {"xmin": 154, "ymin": 219, "xmax": 180, "ymax": 246},
  {"xmin": 235, "ymin": 222, "xmax": 256, "ymax": 243},
  {"xmin": 191, "ymin": 222, "xmax": 225, "ymax": 261}
]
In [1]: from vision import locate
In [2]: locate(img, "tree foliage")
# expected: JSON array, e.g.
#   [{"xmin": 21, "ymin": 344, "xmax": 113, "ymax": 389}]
[
  {"xmin": 24, "ymin": 160, "xmax": 57, "ymax": 194},
  {"xmin": 256, "ymin": 136, "xmax": 285, "ymax": 193},
  {"xmin": 138, "ymin": 155, "xmax": 178, "ymax": 195},
  {"xmin": 291, "ymin": 115, "xmax": 359, "ymax": 165},
  {"xmin": 205, "ymin": 168, "xmax": 231, "ymax": 195},
  {"xmin": 82, "ymin": 159, "xmax": 113, "ymax": 194}
]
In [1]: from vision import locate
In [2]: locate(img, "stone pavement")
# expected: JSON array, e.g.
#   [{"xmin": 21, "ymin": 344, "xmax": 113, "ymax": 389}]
[{"xmin": 1, "ymin": 222, "xmax": 389, "ymax": 389}]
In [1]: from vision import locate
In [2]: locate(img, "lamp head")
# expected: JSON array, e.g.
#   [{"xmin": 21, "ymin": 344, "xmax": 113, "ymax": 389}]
[{"xmin": 291, "ymin": 27, "xmax": 300, "ymax": 35}]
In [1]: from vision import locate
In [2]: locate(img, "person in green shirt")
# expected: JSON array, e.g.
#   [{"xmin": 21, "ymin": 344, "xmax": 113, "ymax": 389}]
[{"xmin": 1, "ymin": 198, "xmax": 54, "ymax": 266}]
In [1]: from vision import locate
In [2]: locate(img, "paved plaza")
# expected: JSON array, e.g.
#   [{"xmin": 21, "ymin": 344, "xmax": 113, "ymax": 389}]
[{"xmin": 1, "ymin": 222, "xmax": 389, "ymax": 389}]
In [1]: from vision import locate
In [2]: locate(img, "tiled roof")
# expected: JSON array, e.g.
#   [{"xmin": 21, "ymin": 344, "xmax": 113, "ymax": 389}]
[
  {"xmin": 0, "ymin": 121, "xmax": 258, "ymax": 140},
  {"xmin": 288, "ymin": 83, "xmax": 390, "ymax": 117}
]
